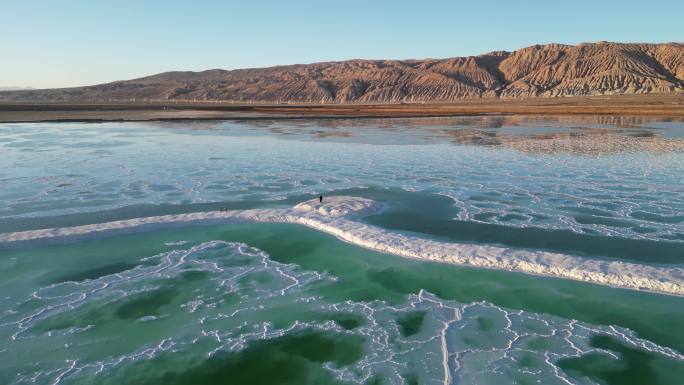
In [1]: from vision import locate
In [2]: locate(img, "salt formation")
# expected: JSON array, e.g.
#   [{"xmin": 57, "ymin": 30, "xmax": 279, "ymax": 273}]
[{"xmin": 2, "ymin": 196, "xmax": 683, "ymax": 296}]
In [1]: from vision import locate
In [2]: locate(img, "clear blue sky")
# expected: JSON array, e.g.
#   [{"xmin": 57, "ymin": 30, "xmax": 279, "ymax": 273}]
[{"xmin": 1, "ymin": 0, "xmax": 682, "ymax": 89}]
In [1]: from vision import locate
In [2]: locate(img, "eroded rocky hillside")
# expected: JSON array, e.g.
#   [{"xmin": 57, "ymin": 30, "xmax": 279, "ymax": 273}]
[{"xmin": 2, "ymin": 42, "xmax": 683, "ymax": 103}]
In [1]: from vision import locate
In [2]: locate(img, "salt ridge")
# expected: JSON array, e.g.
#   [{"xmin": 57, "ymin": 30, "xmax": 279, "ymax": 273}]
[{"xmin": 1, "ymin": 196, "xmax": 683, "ymax": 296}]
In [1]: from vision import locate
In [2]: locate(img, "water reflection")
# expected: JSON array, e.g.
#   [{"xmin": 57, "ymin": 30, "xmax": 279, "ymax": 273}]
[
  {"xmin": 221, "ymin": 115, "xmax": 684, "ymax": 153},
  {"xmin": 444, "ymin": 128, "xmax": 684, "ymax": 154}
]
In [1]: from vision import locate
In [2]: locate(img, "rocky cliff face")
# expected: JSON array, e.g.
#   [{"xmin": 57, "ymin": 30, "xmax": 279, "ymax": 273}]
[
  {"xmin": 498, "ymin": 43, "xmax": 684, "ymax": 97},
  {"xmin": 2, "ymin": 42, "xmax": 683, "ymax": 103}
]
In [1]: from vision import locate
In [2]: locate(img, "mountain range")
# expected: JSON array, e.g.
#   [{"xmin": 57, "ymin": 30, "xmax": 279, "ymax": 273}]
[{"xmin": 1, "ymin": 42, "xmax": 683, "ymax": 103}]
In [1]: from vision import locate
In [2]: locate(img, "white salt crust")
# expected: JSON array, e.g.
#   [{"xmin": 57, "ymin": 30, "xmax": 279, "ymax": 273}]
[{"xmin": 2, "ymin": 196, "xmax": 683, "ymax": 296}]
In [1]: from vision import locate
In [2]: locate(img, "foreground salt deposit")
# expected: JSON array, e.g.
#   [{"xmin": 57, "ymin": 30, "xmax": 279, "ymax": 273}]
[{"xmin": 2, "ymin": 196, "xmax": 683, "ymax": 296}]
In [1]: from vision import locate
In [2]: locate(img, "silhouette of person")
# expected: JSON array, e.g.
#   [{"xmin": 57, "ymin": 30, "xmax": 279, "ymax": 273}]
[{"xmin": 319, "ymin": 195, "xmax": 323, "ymax": 203}]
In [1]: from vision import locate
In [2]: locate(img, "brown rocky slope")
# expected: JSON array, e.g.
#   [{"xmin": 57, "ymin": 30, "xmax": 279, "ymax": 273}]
[{"xmin": 2, "ymin": 42, "xmax": 683, "ymax": 103}]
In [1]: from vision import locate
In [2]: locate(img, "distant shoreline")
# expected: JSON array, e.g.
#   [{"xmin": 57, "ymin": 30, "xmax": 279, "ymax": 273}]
[{"xmin": 1, "ymin": 94, "xmax": 683, "ymax": 123}]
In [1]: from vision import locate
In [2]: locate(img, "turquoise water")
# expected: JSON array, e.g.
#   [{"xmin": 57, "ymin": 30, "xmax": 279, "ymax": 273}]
[{"xmin": 1, "ymin": 117, "xmax": 683, "ymax": 384}]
